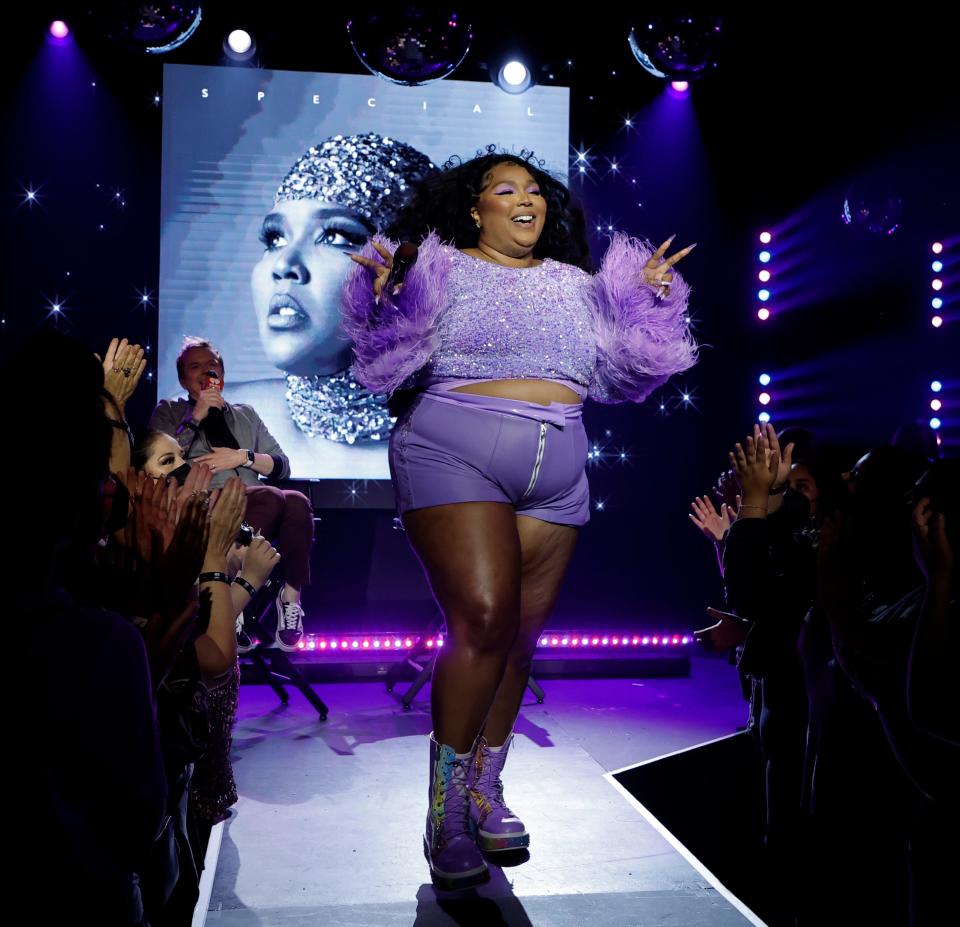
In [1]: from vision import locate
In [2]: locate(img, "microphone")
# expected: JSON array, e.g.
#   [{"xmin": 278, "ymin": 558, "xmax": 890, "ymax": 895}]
[
  {"xmin": 203, "ymin": 369, "xmax": 224, "ymax": 422},
  {"xmin": 386, "ymin": 241, "xmax": 419, "ymax": 295}
]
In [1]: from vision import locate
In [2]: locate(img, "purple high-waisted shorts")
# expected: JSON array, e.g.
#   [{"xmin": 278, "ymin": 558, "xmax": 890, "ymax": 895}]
[{"xmin": 389, "ymin": 382, "xmax": 590, "ymax": 526}]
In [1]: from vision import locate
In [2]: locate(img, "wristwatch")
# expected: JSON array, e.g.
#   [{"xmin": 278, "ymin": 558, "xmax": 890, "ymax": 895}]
[{"xmin": 242, "ymin": 449, "xmax": 255, "ymax": 468}]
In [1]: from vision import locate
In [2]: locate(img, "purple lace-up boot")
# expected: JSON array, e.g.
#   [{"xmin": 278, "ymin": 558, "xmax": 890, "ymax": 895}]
[
  {"xmin": 468, "ymin": 733, "xmax": 530, "ymax": 852},
  {"xmin": 423, "ymin": 733, "xmax": 489, "ymax": 890}
]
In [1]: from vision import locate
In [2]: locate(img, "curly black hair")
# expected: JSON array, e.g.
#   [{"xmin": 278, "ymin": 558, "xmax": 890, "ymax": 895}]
[{"xmin": 384, "ymin": 146, "xmax": 593, "ymax": 272}]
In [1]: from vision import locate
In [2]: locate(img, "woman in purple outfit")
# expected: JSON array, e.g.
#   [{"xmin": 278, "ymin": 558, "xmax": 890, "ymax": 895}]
[{"xmin": 345, "ymin": 149, "xmax": 697, "ymax": 890}]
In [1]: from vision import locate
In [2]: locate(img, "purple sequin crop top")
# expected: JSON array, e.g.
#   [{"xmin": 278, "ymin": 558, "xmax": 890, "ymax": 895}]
[
  {"xmin": 421, "ymin": 248, "xmax": 597, "ymax": 387},
  {"xmin": 341, "ymin": 231, "xmax": 697, "ymax": 405}
]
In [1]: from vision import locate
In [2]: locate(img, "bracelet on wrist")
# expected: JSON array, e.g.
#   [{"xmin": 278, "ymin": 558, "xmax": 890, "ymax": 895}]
[
  {"xmin": 233, "ymin": 576, "xmax": 257, "ymax": 597},
  {"xmin": 199, "ymin": 571, "xmax": 232, "ymax": 585}
]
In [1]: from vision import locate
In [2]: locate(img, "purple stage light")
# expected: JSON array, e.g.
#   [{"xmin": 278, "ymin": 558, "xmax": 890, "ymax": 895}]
[
  {"xmin": 757, "ymin": 307, "xmax": 771, "ymax": 321},
  {"xmin": 759, "ymin": 232, "xmax": 772, "ymax": 244},
  {"xmin": 931, "ymin": 399, "xmax": 942, "ymax": 412},
  {"xmin": 290, "ymin": 631, "xmax": 692, "ymax": 658},
  {"xmin": 759, "ymin": 270, "xmax": 771, "ymax": 283},
  {"xmin": 932, "ymin": 316, "xmax": 944, "ymax": 328},
  {"xmin": 50, "ymin": 20, "xmax": 69, "ymax": 38},
  {"xmin": 759, "ymin": 392, "xmax": 771, "ymax": 405},
  {"xmin": 671, "ymin": 80, "xmax": 690, "ymax": 92},
  {"xmin": 932, "ymin": 242, "xmax": 943, "ymax": 254}
]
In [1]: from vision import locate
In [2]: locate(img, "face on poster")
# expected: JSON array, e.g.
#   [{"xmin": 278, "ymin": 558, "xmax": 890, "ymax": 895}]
[{"xmin": 159, "ymin": 63, "xmax": 569, "ymax": 481}]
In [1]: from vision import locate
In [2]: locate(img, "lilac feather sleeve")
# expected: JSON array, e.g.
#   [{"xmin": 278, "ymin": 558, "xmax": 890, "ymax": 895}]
[
  {"xmin": 588, "ymin": 233, "xmax": 698, "ymax": 404},
  {"xmin": 340, "ymin": 231, "xmax": 452, "ymax": 395}
]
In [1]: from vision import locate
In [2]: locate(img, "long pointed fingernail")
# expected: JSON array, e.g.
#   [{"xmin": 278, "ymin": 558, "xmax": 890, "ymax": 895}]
[
  {"xmin": 687, "ymin": 242, "xmax": 698, "ymax": 251},
  {"xmin": 667, "ymin": 233, "xmax": 677, "ymax": 243}
]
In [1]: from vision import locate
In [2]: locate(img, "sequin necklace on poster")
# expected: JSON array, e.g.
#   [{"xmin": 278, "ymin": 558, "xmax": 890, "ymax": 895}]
[{"xmin": 285, "ymin": 371, "xmax": 394, "ymax": 444}]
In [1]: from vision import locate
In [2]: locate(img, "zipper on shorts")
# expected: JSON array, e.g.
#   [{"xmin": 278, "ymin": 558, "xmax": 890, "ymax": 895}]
[{"xmin": 521, "ymin": 422, "xmax": 549, "ymax": 499}]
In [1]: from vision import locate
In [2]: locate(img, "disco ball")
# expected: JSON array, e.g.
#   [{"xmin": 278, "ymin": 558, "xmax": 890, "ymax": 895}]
[
  {"xmin": 347, "ymin": 8, "xmax": 472, "ymax": 86},
  {"xmin": 628, "ymin": 16, "xmax": 723, "ymax": 81},
  {"xmin": 100, "ymin": 2, "xmax": 203, "ymax": 54},
  {"xmin": 842, "ymin": 181, "xmax": 903, "ymax": 238}
]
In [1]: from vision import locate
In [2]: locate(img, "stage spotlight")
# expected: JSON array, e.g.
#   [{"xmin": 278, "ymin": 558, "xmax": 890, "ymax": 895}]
[
  {"xmin": 759, "ymin": 392, "xmax": 771, "ymax": 406},
  {"xmin": 932, "ymin": 297, "xmax": 943, "ymax": 310},
  {"xmin": 932, "ymin": 242, "xmax": 943, "ymax": 254},
  {"xmin": 931, "ymin": 399, "xmax": 942, "ymax": 412},
  {"xmin": 759, "ymin": 373, "xmax": 771, "ymax": 386},
  {"xmin": 932, "ymin": 315, "xmax": 944, "ymax": 328},
  {"xmin": 759, "ymin": 231, "xmax": 772, "ymax": 244},
  {"xmin": 758, "ymin": 289, "xmax": 770, "ymax": 302},
  {"xmin": 931, "ymin": 380, "xmax": 942, "ymax": 392},
  {"xmin": 757, "ymin": 307, "xmax": 771, "ymax": 321},
  {"xmin": 759, "ymin": 251, "xmax": 771, "ymax": 263},
  {"xmin": 49, "ymin": 20, "xmax": 69, "ymax": 38},
  {"xmin": 670, "ymin": 80, "xmax": 689, "ymax": 92},
  {"xmin": 932, "ymin": 261, "xmax": 943, "ymax": 273},
  {"xmin": 758, "ymin": 411, "xmax": 771, "ymax": 424},
  {"xmin": 758, "ymin": 270, "xmax": 771, "ymax": 282},
  {"xmin": 492, "ymin": 55, "xmax": 534, "ymax": 93},
  {"xmin": 224, "ymin": 28, "xmax": 256, "ymax": 61},
  {"xmin": 930, "ymin": 418, "xmax": 942, "ymax": 430}
]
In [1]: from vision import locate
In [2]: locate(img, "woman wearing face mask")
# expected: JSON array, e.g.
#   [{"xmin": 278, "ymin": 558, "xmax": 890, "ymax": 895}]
[
  {"xmin": 228, "ymin": 133, "xmax": 436, "ymax": 479},
  {"xmin": 131, "ymin": 432, "xmax": 282, "ymax": 902},
  {"xmin": 132, "ymin": 430, "xmax": 281, "ymax": 623},
  {"xmin": 133, "ymin": 429, "xmax": 192, "ymax": 485},
  {"xmin": 345, "ymin": 147, "xmax": 697, "ymax": 890}
]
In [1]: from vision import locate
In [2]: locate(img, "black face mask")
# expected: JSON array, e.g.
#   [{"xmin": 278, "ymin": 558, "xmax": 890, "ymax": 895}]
[{"xmin": 168, "ymin": 462, "xmax": 193, "ymax": 486}]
